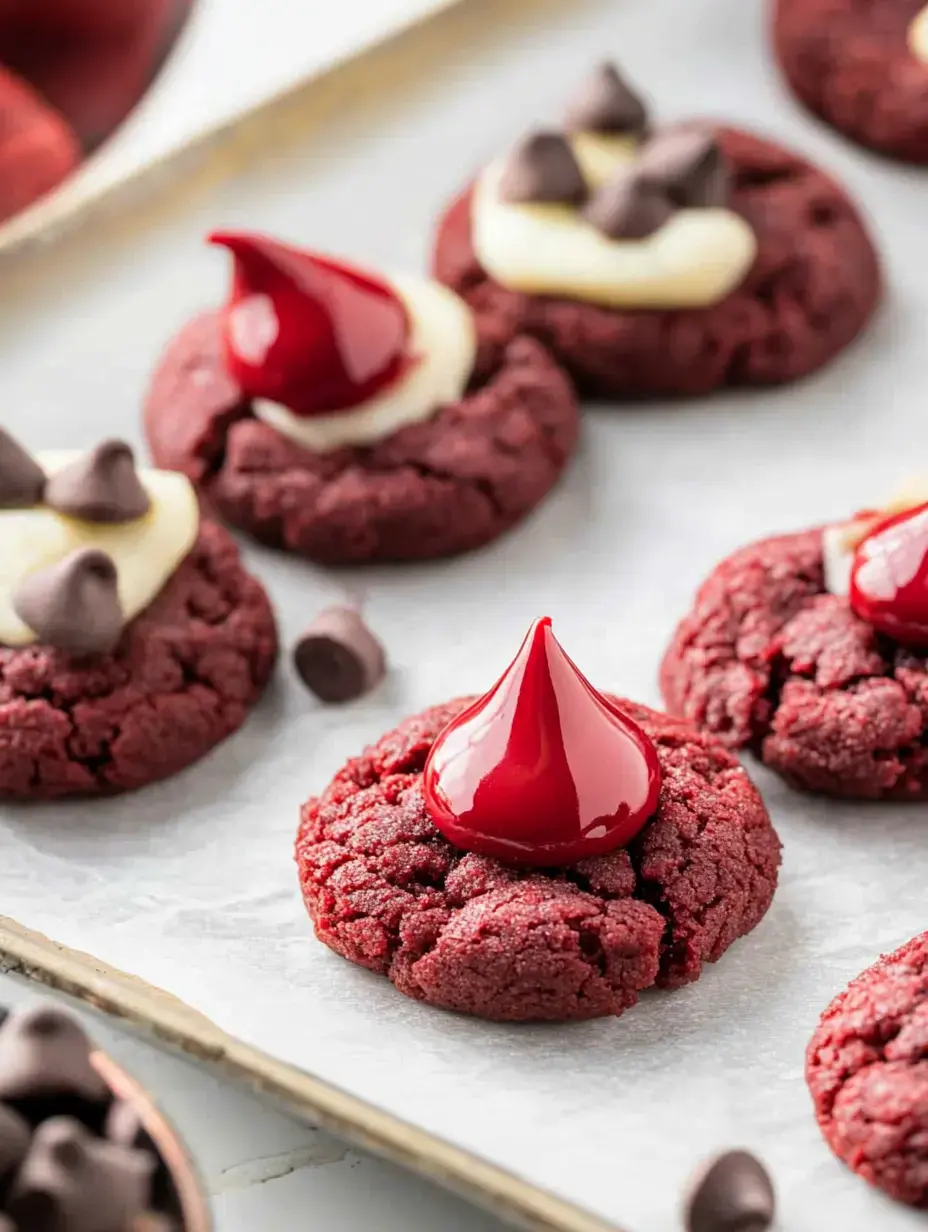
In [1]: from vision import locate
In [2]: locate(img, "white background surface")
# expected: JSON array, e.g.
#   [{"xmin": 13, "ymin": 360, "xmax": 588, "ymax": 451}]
[
  {"xmin": 0, "ymin": 973, "xmax": 504, "ymax": 1232},
  {"xmin": 0, "ymin": 0, "xmax": 927, "ymax": 1230}
]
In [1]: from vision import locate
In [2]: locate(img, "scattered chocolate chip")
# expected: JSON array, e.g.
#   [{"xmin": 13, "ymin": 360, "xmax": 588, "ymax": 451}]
[
  {"xmin": 293, "ymin": 607, "xmax": 386, "ymax": 703},
  {"xmin": 0, "ymin": 1007, "xmax": 109, "ymax": 1105},
  {"xmin": 498, "ymin": 132, "xmax": 587, "ymax": 207},
  {"xmin": 685, "ymin": 1150, "xmax": 775, "ymax": 1232},
  {"xmin": 564, "ymin": 61, "xmax": 648, "ymax": 136},
  {"xmin": 0, "ymin": 1103, "xmax": 30, "ymax": 1177},
  {"xmin": 9, "ymin": 1117, "xmax": 155, "ymax": 1232},
  {"xmin": 583, "ymin": 167, "xmax": 675, "ymax": 239},
  {"xmin": 43, "ymin": 440, "xmax": 151, "ymax": 524},
  {"xmin": 0, "ymin": 428, "xmax": 46, "ymax": 509},
  {"xmin": 12, "ymin": 548, "xmax": 124, "ymax": 658},
  {"xmin": 638, "ymin": 127, "xmax": 729, "ymax": 208},
  {"xmin": 105, "ymin": 1100, "xmax": 143, "ymax": 1149}
]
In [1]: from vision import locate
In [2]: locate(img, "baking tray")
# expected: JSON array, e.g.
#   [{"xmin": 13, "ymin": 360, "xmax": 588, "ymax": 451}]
[
  {"xmin": 0, "ymin": 0, "xmax": 464, "ymax": 257},
  {"xmin": 0, "ymin": 1, "xmax": 926, "ymax": 1230}
]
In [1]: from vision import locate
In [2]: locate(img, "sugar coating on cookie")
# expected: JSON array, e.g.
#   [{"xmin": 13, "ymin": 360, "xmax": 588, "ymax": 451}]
[
  {"xmin": 774, "ymin": 0, "xmax": 928, "ymax": 164},
  {"xmin": 434, "ymin": 126, "xmax": 880, "ymax": 398},
  {"xmin": 661, "ymin": 526, "xmax": 928, "ymax": 799},
  {"xmin": 295, "ymin": 697, "xmax": 780, "ymax": 1023},
  {"xmin": 807, "ymin": 932, "xmax": 928, "ymax": 1206}
]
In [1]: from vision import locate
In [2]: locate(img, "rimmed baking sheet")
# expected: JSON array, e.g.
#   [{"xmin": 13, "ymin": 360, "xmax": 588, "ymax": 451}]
[
  {"xmin": 0, "ymin": 0, "xmax": 465, "ymax": 257},
  {"xmin": 1, "ymin": 2, "xmax": 927, "ymax": 1231}
]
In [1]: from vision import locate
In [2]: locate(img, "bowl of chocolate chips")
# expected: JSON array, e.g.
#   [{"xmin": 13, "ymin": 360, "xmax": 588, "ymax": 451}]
[{"xmin": 0, "ymin": 1003, "xmax": 210, "ymax": 1232}]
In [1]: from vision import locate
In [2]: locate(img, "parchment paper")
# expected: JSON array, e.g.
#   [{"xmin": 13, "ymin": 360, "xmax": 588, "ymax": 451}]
[{"xmin": 0, "ymin": 1, "xmax": 925, "ymax": 1229}]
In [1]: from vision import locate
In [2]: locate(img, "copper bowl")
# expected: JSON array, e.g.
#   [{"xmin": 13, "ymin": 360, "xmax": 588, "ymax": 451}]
[{"xmin": 92, "ymin": 1049, "xmax": 212, "ymax": 1232}]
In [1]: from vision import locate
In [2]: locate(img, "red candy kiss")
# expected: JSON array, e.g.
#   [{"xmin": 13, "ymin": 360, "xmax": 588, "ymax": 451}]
[
  {"xmin": 423, "ymin": 618, "xmax": 662, "ymax": 866},
  {"xmin": 210, "ymin": 231, "xmax": 412, "ymax": 417},
  {"xmin": 850, "ymin": 502, "xmax": 928, "ymax": 647}
]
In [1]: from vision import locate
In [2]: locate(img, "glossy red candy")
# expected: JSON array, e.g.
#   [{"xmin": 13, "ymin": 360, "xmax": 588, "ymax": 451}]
[
  {"xmin": 210, "ymin": 231, "xmax": 412, "ymax": 417},
  {"xmin": 423, "ymin": 618, "xmax": 662, "ymax": 866},
  {"xmin": 850, "ymin": 502, "xmax": 928, "ymax": 647}
]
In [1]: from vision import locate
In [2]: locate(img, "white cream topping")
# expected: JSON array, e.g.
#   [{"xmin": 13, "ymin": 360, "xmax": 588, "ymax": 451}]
[
  {"xmin": 0, "ymin": 454, "xmax": 199, "ymax": 647},
  {"xmin": 823, "ymin": 477, "xmax": 928, "ymax": 597},
  {"xmin": 253, "ymin": 276, "xmax": 477, "ymax": 453},
  {"xmin": 472, "ymin": 134, "xmax": 757, "ymax": 310},
  {"xmin": 909, "ymin": 7, "xmax": 928, "ymax": 65}
]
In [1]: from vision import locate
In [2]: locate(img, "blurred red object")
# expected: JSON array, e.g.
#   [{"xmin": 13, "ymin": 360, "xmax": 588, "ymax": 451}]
[
  {"xmin": 0, "ymin": 62, "xmax": 81, "ymax": 222},
  {"xmin": 0, "ymin": 0, "xmax": 190, "ymax": 224}
]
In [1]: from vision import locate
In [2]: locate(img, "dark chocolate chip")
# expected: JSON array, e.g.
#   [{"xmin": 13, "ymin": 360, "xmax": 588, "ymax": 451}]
[
  {"xmin": 0, "ymin": 1007, "xmax": 109, "ymax": 1105},
  {"xmin": 105, "ymin": 1100, "xmax": 143, "ymax": 1149},
  {"xmin": 43, "ymin": 440, "xmax": 151, "ymax": 524},
  {"xmin": 293, "ymin": 607, "xmax": 386, "ymax": 703},
  {"xmin": 0, "ymin": 1102, "xmax": 30, "ymax": 1176},
  {"xmin": 12, "ymin": 548, "xmax": 124, "ymax": 658},
  {"xmin": 9, "ymin": 1117, "xmax": 155, "ymax": 1232},
  {"xmin": 685, "ymin": 1150, "xmax": 775, "ymax": 1232},
  {"xmin": 0, "ymin": 429, "xmax": 46, "ymax": 509},
  {"xmin": 583, "ymin": 167, "xmax": 675, "ymax": 239},
  {"xmin": 564, "ymin": 61, "xmax": 648, "ymax": 136},
  {"xmin": 498, "ymin": 132, "xmax": 587, "ymax": 207},
  {"xmin": 638, "ymin": 127, "xmax": 730, "ymax": 208}
]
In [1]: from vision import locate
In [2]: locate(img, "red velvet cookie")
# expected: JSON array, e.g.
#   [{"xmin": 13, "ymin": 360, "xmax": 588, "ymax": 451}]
[
  {"xmin": 296, "ymin": 693, "xmax": 780, "ymax": 1023},
  {"xmin": 0, "ymin": 63, "xmax": 80, "ymax": 224},
  {"xmin": 144, "ymin": 235, "xmax": 578, "ymax": 566},
  {"xmin": 807, "ymin": 932, "xmax": 928, "ymax": 1205},
  {"xmin": 773, "ymin": 0, "xmax": 928, "ymax": 164},
  {"xmin": 433, "ymin": 126, "xmax": 880, "ymax": 399},
  {"xmin": 0, "ymin": 519, "xmax": 277, "ymax": 800},
  {"xmin": 661, "ymin": 526, "xmax": 928, "ymax": 799}
]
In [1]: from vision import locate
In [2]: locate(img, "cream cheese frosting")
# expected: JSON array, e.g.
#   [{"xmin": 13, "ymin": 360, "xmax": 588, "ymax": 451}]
[
  {"xmin": 253, "ymin": 276, "xmax": 477, "ymax": 453},
  {"xmin": 472, "ymin": 134, "xmax": 757, "ymax": 310},
  {"xmin": 909, "ymin": 6, "xmax": 928, "ymax": 65},
  {"xmin": 823, "ymin": 477, "xmax": 928, "ymax": 597},
  {"xmin": 0, "ymin": 454, "xmax": 199, "ymax": 647}
]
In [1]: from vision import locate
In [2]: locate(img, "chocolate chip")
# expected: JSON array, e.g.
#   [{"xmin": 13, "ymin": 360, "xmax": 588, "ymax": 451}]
[
  {"xmin": 498, "ymin": 132, "xmax": 587, "ymax": 207},
  {"xmin": 0, "ymin": 429, "xmax": 46, "ymax": 509},
  {"xmin": 685, "ymin": 1150, "xmax": 775, "ymax": 1232},
  {"xmin": 564, "ymin": 61, "xmax": 649, "ymax": 136},
  {"xmin": 0, "ymin": 1103, "xmax": 30, "ymax": 1176},
  {"xmin": 0, "ymin": 1008, "xmax": 109, "ymax": 1105},
  {"xmin": 105, "ymin": 1100, "xmax": 143, "ymax": 1149},
  {"xmin": 9, "ymin": 1117, "xmax": 155, "ymax": 1232},
  {"xmin": 43, "ymin": 440, "xmax": 151, "ymax": 524},
  {"xmin": 638, "ymin": 127, "xmax": 729, "ymax": 208},
  {"xmin": 583, "ymin": 167, "xmax": 675, "ymax": 239},
  {"xmin": 13, "ymin": 548, "xmax": 124, "ymax": 658},
  {"xmin": 293, "ymin": 607, "xmax": 386, "ymax": 703}
]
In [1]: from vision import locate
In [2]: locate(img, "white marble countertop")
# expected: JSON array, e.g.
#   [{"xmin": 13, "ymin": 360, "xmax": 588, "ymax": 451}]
[{"xmin": 0, "ymin": 971, "xmax": 504, "ymax": 1232}]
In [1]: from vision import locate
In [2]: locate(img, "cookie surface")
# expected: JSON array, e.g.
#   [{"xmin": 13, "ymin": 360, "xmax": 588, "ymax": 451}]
[
  {"xmin": 0, "ymin": 521, "xmax": 277, "ymax": 798},
  {"xmin": 661, "ymin": 529, "xmax": 928, "ymax": 799},
  {"xmin": 807, "ymin": 932, "xmax": 928, "ymax": 1205},
  {"xmin": 145, "ymin": 327, "xmax": 578, "ymax": 565},
  {"xmin": 432, "ymin": 126, "xmax": 880, "ymax": 399},
  {"xmin": 295, "ymin": 697, "xmax": 780, "ymax": 1022},
  {"xmin": 774, "ymin": 0, "xmax": 928, "ymax": 163},
  {"xmin": 0, "ymin": 65, "xmax": 81, "ymax": 224}
]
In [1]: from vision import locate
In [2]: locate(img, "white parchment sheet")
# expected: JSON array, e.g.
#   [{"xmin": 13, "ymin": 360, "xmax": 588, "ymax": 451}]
[{"xmin": 1, "ymin": 1, "xmax": 927, "ymax": 1229}]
